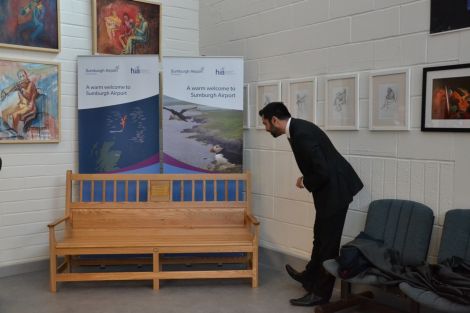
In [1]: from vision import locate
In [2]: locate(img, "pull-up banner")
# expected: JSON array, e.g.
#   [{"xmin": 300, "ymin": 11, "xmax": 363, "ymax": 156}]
[
  {"xmin": 163, "ymin": 56, "xmax": 244, "ymax": 173},
  {"xmin": 78, "ymin": 55, "xmax": 160, "ymax": 174}
]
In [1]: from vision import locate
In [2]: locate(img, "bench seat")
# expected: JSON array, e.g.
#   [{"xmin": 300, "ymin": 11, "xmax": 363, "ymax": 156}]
[{"xmin": 56, "ymin": 228, "xmax": 254, "ymax": 249}]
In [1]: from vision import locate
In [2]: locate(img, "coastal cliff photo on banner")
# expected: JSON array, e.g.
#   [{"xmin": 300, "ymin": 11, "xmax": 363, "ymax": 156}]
[{"xmin": 162, "ymin": 57, "xmax": 244, "ymax": 174}]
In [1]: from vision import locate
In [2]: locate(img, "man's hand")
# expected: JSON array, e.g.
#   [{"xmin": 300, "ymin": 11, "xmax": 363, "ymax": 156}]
[{"xmin": 296, "ymin": 176, "xmax": 304, "ymax": 189}]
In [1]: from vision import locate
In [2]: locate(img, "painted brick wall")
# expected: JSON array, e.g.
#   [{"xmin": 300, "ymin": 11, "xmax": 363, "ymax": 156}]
[
  {"xmin": 200, "ymin": 0, "xmax": 470, "ymax": 263},
  {"xmin": 0, "ymin": 0, "xmax": 199, "ymax": 268}
]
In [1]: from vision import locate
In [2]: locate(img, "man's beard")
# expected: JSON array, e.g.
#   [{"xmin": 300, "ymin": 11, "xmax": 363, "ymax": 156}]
[{"xmin": 269, "ymin": 126, "xmax": 282, "ymax": 138}]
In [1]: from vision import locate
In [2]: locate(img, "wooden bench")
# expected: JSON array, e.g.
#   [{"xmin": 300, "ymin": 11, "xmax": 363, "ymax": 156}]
[{"xmin": 48, "ymin": 170, "xmax": 259, "ymax": 292}]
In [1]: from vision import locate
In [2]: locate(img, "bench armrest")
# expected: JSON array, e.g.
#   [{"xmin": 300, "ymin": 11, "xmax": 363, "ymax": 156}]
[
  {"xmin": 247, "ymin": 214, "xmax": 260, "ymax": 226},
  {"xmin": 48, "ymin": 216, "xmax": 70, "ymax": 228}
]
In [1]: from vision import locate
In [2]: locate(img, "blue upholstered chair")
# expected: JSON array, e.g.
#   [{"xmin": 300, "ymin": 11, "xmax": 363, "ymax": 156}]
[
  {"xmin": 316, "ymin": 199, "xmax": 435, "ymax": 313},
  {"xmin": 399, "ymin": 209, "xmax": 470, "ymax": 313}
]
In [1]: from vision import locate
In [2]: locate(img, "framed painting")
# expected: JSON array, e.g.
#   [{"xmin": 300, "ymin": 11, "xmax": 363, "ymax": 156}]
[
  {"xmin": 92, "ymin": 0, "xmax": 161, "ymax": 57},
  {"xmin": 325, "ymin": 74, "xmax": 359, "ymax": 130},
  {"xmin": 422, "ymin": 63, "xmax": 470, "ymax": 132},
  {"xmin": 0, "ymin": 58, "xmax": 60, "ymax": 143},
  {"xmin": 431, "ymin": 0, "xmax": 470, "ymax": 34},
  {"xmin": 0, "ymin": 0, "xmax": 60, "ymax": 52},
  {"xmin": 287, "ymin": 77, "xmax": 316, "ymax": 123},
  {"xmin": 369, "ymin": 69, "xmax": 410, "ymax": 131},
  {"xmin": 255, "ymin": 81, "xmax": 281, "ymax": 129},
  {"xmin": 243, "ymin": 83, "xmax": 250, "ymax": 129}
]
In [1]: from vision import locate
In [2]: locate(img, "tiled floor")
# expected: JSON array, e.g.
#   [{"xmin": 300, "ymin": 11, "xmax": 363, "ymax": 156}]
[{"xmin": 0, "ymin": 264, "xmax": 376, "ymax": 313}]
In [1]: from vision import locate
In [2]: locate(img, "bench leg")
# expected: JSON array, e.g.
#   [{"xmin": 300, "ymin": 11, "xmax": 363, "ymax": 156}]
[
  {"xmin": 252, "ymin": 247, "xmax": 259, "ymax": 288},
  {"xmin": 50, "ymin": 253, "xmax": 57, "ymax": 292},
  {"xmin": 65, "ymin": 255, "xmax": 72, "ymax": 273},
  {"xmin": 153, "ymin": 249, "xmax": 160, "ymax": 290}
]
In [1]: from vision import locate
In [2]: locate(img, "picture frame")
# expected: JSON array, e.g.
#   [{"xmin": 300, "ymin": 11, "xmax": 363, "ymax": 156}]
[
  {"xmin": 0, "ymin": 58, "xmax": 61, "ymax": 143},
  {"xmin": 369, "ymin": 69, "xmax": 410, "ymax": 131},
  {"xmin": 430, "ymin": 0, "xmax": 470, "ymax": 34},
  {"xmin": 0, "ymin": 0, "xmax": 60, "ymax": 53},
  {"xmin": 92, "ymin": 0, "xmax": 161, "ymax": 57},
  {"xmin": 243, "ymin": 83, "xmax": 250, "ymax": 129},
  {"xmin": 255, "ymin": 81, "xmax": 281, "ymax": 129},
  {"xmin": 287, "ymin": 77, "xmax": 316, "ymax": 123},
  {"xmin": 421, "ymin": 63, "xmax": 470, "ymax": 132},
  {"xmin": 325, "ymin": 74, "xmax": 359, "ymax": 130}
]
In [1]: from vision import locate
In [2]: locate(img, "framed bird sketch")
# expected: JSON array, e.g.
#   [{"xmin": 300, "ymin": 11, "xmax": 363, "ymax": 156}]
[
  {"xmin": 0, "ymin": 0, "xmax": 60, "ymax": 53},
  {"xmin": 287, "ymin": 77, "xmax": 316, "ymax": 123},
  {"xmin": 92, "ymin": 0, "xmax": 161, "ymax": 57},
  {"xmin": 369, "ymin": 69, "xmax": 410, "ymax": 131},
  {"xmin": 0, "ymin": 58, "xmax": 60, "ymax": 143},
  {"xmin": 256, "ymin": 81, "xmax": 281, "ymax": 129},
  {"xmin": 325, "ymin": 74, "xmax": 359, "ymax": 130}
]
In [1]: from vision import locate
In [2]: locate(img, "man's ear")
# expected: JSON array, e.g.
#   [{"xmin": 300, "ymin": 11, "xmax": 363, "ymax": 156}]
[{"xmin": 271, "ymin": 116, "xmax": 278, "ymax": 125}]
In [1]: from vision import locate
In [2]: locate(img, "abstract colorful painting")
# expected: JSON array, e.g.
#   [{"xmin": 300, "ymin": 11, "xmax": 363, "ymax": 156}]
[
  {"xmin": 93, "ymin": 0, "xmax": 161, "ymax": 56},
  {"xmin": 422, "ymin": 63, "xmax": 470, "ymax": 131},
  {"xmin": 0, "ymin": 0, "xmax": 59, "ymax": 52},
  {"xmin": 0, "ymin": 58, "xmax": 60, "ymax": 143}
]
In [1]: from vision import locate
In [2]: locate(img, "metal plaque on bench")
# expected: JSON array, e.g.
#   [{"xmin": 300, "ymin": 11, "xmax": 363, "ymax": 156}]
[{"xmin": 150, "ymin": 180, "xmax": 170, "ymax": 202}]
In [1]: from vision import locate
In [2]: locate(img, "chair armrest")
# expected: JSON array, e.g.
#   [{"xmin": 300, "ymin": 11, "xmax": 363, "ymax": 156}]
[
  {"xmin": 247, "ymin": 214, "xmax": 260, "ymax": 226},
  {"xmin": 48, "ymin": 216, "xmax": 70, "ymax": 228}
]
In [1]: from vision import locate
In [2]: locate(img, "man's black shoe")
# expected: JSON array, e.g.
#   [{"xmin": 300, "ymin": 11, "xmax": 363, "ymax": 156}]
[
  {"xmin": 285, "ymin": 264, "xmax": 306, "ymax": 284},
  {"xmin": 289, "ymin": 292, "xmax": 328, "ymax": 307}
]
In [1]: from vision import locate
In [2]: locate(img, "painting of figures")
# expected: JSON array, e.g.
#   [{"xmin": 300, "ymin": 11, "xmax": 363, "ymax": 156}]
[
  {"xmin": 0, "ymin": 0, "xmax": 59, "ymax": 52},
  {"xmin": 0, "ymin": 58, "xmax": 60, "ymax": 143},
  {"xmin": 93, "ymin": 0, "xmax": 161, "ymax": 56}
]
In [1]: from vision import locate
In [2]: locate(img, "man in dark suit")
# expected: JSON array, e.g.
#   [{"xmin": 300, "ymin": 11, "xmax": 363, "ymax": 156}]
[{"xmin": 259, "ymin": 102, "xmax": 363, "ymax": 306}]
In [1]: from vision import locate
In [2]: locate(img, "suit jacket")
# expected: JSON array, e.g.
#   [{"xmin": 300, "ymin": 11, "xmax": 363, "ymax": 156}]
[{"xmin": 289, "ymin": 118, "xmax": 363, "ymax": 217}]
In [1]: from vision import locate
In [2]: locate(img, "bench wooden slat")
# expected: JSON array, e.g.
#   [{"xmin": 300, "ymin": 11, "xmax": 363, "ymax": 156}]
[
  {"xmin": 69, "ymin": 202, "xmax": 248, "ymax": 209},
  {"xmin": 72, "ymin": 208, "xmax": 245, "ymax": 228}
]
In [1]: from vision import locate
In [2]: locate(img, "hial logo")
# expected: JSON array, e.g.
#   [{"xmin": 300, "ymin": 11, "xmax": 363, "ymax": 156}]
[
  {"xmin": 215, "ymin": 67, "xmax": 234, "ymax": 75},
  {"xmin": 131, "ymin": 66, "xmax": 150, "ymax": 74}
]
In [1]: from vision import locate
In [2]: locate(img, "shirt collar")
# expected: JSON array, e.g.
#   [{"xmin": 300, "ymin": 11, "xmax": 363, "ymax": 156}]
[{"xmin": 286, "ymin": 118, "xmax": 292, "ymax": 139}]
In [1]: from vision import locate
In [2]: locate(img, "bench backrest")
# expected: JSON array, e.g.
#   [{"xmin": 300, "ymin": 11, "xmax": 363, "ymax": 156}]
[{"xmin": 65, "ymin": 170, "xmax": 251, "ymax": 230}]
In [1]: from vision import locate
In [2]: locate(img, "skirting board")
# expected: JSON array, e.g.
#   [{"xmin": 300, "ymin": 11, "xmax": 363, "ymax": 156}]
[{"xmin": 0, "ymin": 259, "xmax": 49, "ymax": 279}]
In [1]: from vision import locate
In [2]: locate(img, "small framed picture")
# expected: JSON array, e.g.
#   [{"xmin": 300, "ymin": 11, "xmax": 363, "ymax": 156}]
[
  {"xmin": 256, "ymin": 81, "xmax": 281, "ymax": 129},
  {"xmin": 0, "ymin": 0, "xmax": 60, "ymax": 53},
  {"xmin": 287, "ymin": 77, "xmax": 316, "ymax": 123},
  {"xmin": 0, "ymin": 58, "xmax": 61, "ymax": 143},
  {"xmin": 243, "ymin": 83, "xmax": 250, "ymax": 129},
  {"xmin": 422, "ymin": 63, "xmax": 470, "ymax": 132},
  {"xmin": 325, "ymin": 74, "xmax": 359, "ymax": 130},
  {"xmin": 369, "ymin": 69, "xmax": 410, "ymax": 131},
  {"xmin": 92, "ymin": 0, "xmax": 161, "ymax": 57}
]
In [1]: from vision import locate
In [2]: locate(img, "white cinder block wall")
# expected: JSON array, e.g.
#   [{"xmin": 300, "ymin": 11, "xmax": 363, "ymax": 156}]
[
  {"xmin": 200, "ymin": 0, "xmax": 470, "ymax": 263},
  {"xmin": 0, "ymin": 0, "xmax": 199, "ymax": 269}
]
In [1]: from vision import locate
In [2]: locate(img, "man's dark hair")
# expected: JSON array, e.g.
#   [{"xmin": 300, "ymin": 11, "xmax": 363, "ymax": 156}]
[{"xmin": 258, "ymin": 102, "xmax": 291, "ymax": 121}]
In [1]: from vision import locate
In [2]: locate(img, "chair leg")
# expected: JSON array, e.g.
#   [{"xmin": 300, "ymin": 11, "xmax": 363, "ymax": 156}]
[
  {"xmin": 340, "ymin": 281, "xmax": 351, "ymax": 299},
  {"xmin": 410, "ymin": 299, "xmax": 420, "ymax": 313}
]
